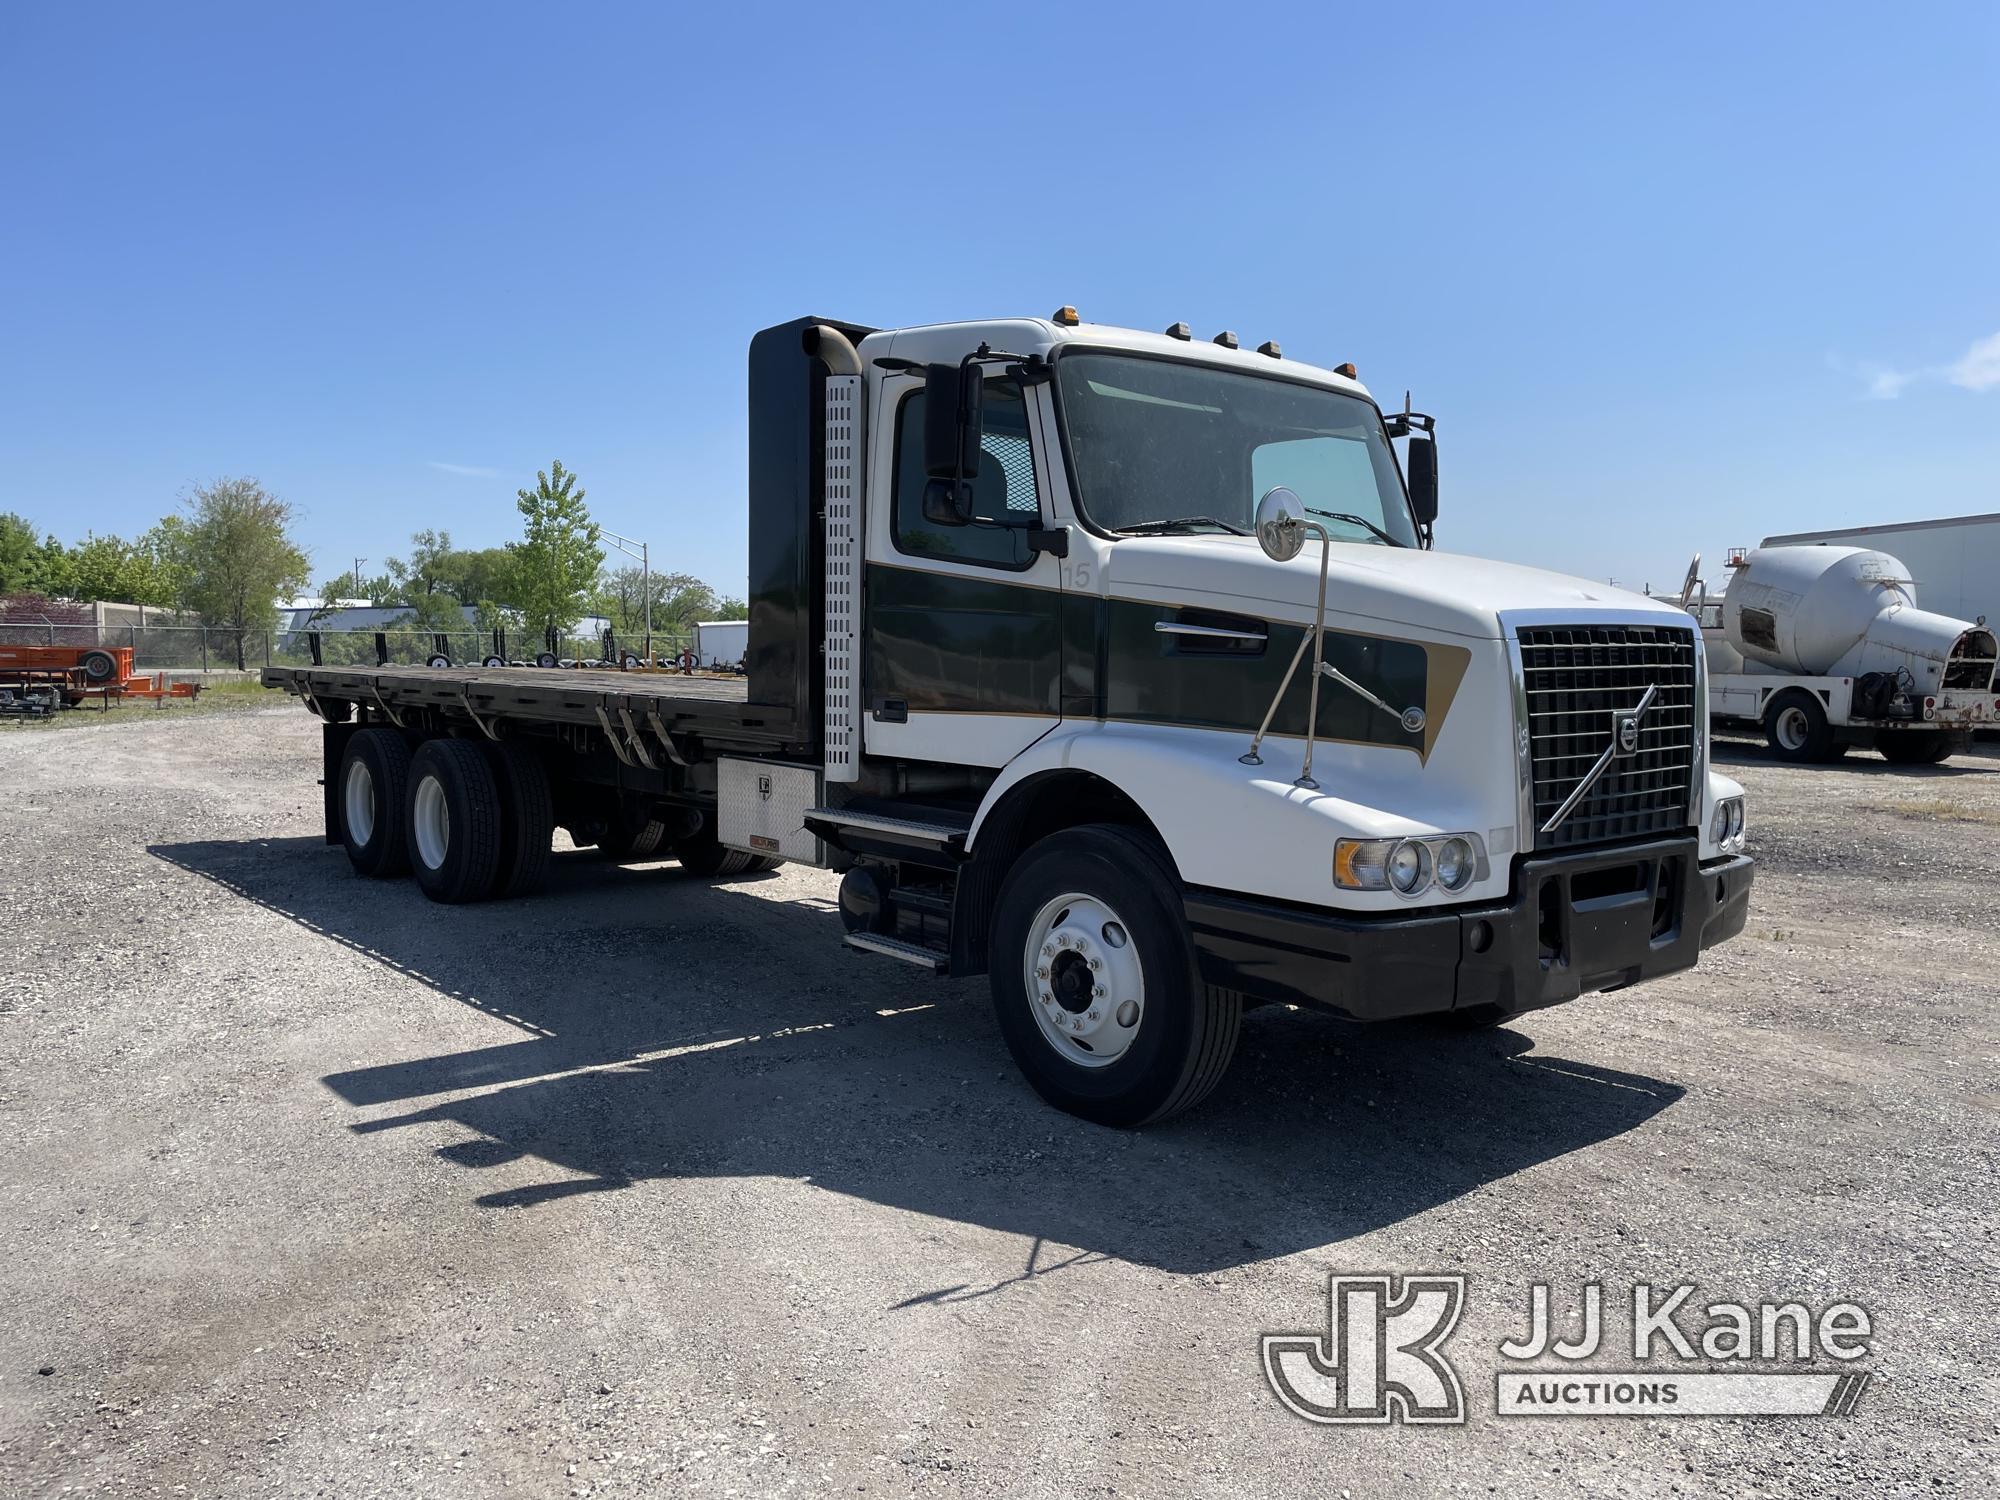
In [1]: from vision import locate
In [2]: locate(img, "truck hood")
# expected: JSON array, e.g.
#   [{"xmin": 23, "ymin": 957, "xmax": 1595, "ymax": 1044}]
[{"xmin": 1106, "ymin": 534, "xmax": 1684, "ymax": 640}]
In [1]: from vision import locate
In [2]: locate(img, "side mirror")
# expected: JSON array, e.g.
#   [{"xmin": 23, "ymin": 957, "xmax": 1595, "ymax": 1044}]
[
  {"xmin": 1253, "ymin": 487, "xmax": 1308, "ymax": 562},
  {"xmin": 921, "ymin": 362, "xmax": 984, "ymax": 527},
  {"xmin": 1406, "ymin": 436, "xmax": 1438, "ymax": 530}
]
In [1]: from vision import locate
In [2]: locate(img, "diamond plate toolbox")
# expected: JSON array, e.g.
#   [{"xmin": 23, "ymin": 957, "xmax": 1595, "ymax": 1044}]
[{"xmin": 717, "ymin": 759, "xmax": 823, "ymax": 865}]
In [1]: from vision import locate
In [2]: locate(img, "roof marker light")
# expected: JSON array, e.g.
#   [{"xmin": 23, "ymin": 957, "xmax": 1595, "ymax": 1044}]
[
  {"xmin": 1165, "ymin": 322, "xmax": 1192, "ymax": 341},
  {"xmin": 1213, "ymin": 331, "xmax": 1239, "ymax": 350},
  {"xmin": 1052, "ymin": 305, "xmax": 1081, "ymax": 326},
  {"xmin": 1335, "ymin": 361, "xmax": 1358, "ymax": 378},
  {"xmin": 1257, "ymin": 340, "xmax": 1282, "ymax": 358}
]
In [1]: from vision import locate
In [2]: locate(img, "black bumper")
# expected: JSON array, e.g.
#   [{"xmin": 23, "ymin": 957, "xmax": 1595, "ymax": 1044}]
[{"xmin": 1184, "ymin": 837, "xmax": 1753, "ymax": 1023}]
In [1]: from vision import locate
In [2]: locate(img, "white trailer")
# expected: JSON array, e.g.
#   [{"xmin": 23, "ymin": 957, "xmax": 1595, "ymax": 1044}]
[
  {"xmin": 691, "ymin": 619, "xmax": 748, "ymax": 670},
  {"xmin": 1762, "ymin": 512, "xmax": 1999, "ymax": 630}
]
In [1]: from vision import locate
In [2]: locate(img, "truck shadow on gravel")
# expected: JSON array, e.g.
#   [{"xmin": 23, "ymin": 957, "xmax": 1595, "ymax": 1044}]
[{"xmin": 153, "ymin": 835, "xmax": 1685, "ymax": 1280}]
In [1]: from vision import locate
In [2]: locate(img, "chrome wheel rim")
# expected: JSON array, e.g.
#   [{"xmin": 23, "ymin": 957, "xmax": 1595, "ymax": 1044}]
[
  {"xmin": 1023, "ymin": 892, "xmax": 1144, "ymax": 1069},
  {"xmin": 1775, "ymin": 706, "xmax": 1809, "ymax": 751},
  {"xmin": 343, "ymin": 759, "xmax": 376, "ymax": 846},
  {"xmin": 412, "ymin": 774, "xmax": 450, "ymax": 869}
]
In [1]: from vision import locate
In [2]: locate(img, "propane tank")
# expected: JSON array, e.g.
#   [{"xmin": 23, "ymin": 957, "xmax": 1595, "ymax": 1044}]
[{"xmin": 1722, "ymin": 545, "xmax": 1979, "ymax": 691}]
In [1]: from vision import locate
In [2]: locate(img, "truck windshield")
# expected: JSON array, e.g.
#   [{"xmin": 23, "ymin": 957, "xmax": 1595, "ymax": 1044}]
[{"xmin": 1053, "ymin": 352, "xmax": 1418, "ymax": 547}]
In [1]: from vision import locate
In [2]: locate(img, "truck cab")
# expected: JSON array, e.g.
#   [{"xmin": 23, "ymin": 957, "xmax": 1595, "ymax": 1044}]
[{"xmin": 768, "ymin": 313, "xmax": 1753, "ymax": 1121}]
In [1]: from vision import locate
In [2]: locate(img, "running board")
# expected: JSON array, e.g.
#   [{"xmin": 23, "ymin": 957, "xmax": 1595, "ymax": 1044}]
[
  {"xmin": 806, "ymin": 807, "xmax": 970, "ymax": 847},
  {"xmin": 842, "ymin": 932, "xmax": 949, "ymax": 973}
]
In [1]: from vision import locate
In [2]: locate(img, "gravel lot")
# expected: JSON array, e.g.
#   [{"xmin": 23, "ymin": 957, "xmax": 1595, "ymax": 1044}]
[{"xmin": 2, "ymin": 705, "xmax": 1995, "ymax": 1498}]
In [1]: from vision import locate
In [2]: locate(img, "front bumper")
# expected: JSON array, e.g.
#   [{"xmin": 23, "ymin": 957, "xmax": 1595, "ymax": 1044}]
[{"xmin": 1184, "ymin": 837, "xmax": 1753, "ymax": 1022}]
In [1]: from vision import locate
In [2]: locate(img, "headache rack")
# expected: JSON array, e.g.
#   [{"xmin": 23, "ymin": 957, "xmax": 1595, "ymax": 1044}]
[{"xmin": 1517, "ymin": 622, "xmax": 1699, "ymax": 850}]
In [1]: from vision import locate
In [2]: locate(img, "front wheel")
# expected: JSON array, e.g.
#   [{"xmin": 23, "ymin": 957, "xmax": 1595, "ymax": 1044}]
[{"xmin": 990, "ymin": 824, "xmax": 1240, "ymax": 1127}]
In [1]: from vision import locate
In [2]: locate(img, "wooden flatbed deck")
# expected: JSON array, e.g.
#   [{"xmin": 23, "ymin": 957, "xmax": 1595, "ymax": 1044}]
[{"xmin": 263, "ymin": 664, "xmax": 802, "ymax": 756}]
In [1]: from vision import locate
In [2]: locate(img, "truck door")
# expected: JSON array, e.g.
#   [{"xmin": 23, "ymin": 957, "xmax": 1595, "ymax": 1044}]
[{"xmin": 863, "ymin": 369, "xmax": 1064, "ymax": 766}]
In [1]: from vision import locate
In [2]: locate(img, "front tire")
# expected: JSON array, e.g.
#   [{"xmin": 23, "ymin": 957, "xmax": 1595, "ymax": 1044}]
[
  {"xmin": 405, "ymin": 739, "xmax": 503, "ymax": 903},
  {"xmin": 990, "ymin": 824, "xmax": 1241, "ymax": 1127},
  {"xmin": 1764, "ymin": 690, "xmax": 1841, "ymax": 763},
  {"xmin": 337, "ymin": 728, "xmax": 413, "ymax": 878}
]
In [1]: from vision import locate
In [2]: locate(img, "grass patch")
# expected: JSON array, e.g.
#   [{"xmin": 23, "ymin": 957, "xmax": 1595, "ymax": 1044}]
[
  {"xmin": 1, "ymin": 680, "xmax": 288, "ymax": 730},
  {"xmin": 1883, "ymin": 797, "xmax": 2000, "ymax": 825}
]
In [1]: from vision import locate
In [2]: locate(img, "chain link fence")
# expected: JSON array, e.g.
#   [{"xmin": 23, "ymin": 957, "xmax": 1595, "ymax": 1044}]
[{"xmin": 2, "ymin": 619, "xmax": 703, "ymax": 674}]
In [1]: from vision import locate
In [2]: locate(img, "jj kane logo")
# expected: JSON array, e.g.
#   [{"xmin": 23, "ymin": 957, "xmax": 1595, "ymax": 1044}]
[
  {"xmin": 1262, "ymin": 1274, "xmax": 1467, "ymax": 1424},
  {"xmin": 1263, "ymin": 1277, "xmax": 1874, "ymax": 1425}
]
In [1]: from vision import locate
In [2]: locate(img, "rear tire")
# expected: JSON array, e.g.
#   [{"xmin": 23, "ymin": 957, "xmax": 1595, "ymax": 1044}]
[
  {"xmin": 675, "ymin": 825, "xmax": 760, "ymax": 879},
  {"xmin": 597, "ymin": 813, "xmax": 673, "ymax": 861},
  {"xmin": 1436, "ymin": 1002, "xmax": 1511, "ymax": 1030},
  {"xmin": 990, "ymin": 824, "xmax": 1241, "ymax": 1127},
  {"xmin": 1877, "ymin": 730, "xmax": 1956, "ymax": 765},
  {"xmin": 483, "ymin": 742, "xmax": 554, "ymax": 898},
  {"xmin": 80, "ymin": 648, "xmax": 118, "ymax": 683},
  {"xmin": 338, "ymin": 728, "xmax": 413, "ymax": 878},
  {"xmin": 405, "ymin": 739, "xmax": 503, "ymax": 903},
  {"xmin": 1764, "ymin": 690, "xmax": 1841, "ymax": 763}
]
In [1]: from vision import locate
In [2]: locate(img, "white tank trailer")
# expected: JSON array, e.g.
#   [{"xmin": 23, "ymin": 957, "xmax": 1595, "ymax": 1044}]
[{"xmin": 1692, "ymin": 545, "xmax": 1997, "ymax": 763}]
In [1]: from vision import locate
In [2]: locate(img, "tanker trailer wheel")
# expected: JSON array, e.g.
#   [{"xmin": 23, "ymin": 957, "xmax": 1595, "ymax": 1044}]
[
  {"xmin": 482, "ymin": 741, "xmax": 555, "ymax": 898},
  {"xmin": 80, "ymin": 648, "xmax": 118, "ymax": 683},
  {"xmin": 1764, "ymin": 690, "xmax": 1842, "ymax": 763},
  {"xmin": 338, "ymin": 728, "xmax": 415, "ymax": 878},
  {"xmin": 989, "ymin": 824, "xmax": 1241, "ymax": 1128},
  {"xmin": 404, "ymin": 739, "xmax": 503, "ymax": 903},
  {"xmin": 1877, "ymin": 729, "xmax": 1959, "ymax": 765}
]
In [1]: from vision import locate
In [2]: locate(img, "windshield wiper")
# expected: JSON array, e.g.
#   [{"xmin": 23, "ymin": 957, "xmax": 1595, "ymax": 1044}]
[
  {"xmin": 1117, "ymin": 516, "xmax": 1251, "ymax": 536},
  {"xmin": 1307, "ymin": 510, "xmax": 1406, "ymax": 547}
]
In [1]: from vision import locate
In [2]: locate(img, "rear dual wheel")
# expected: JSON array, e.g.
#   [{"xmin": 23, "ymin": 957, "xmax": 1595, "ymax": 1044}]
[
  {"xmin": 337, "ymin": 729, "xmax": 553, "ymax": 901},
  {"xmin": 405, "ymin": 740, "xmax": 502, "ymax": 903}
]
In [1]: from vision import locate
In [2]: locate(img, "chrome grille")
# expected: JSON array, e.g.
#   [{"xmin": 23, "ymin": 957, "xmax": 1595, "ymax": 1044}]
[{"xmin": 1518, "ymin": 624, "xmax": 1698, "ymax": 849}]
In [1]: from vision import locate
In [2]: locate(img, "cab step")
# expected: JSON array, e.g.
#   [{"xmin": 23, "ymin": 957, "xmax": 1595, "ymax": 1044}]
[
  {"xmin": 842, "ymin": 931, "xmax": 949, "ymax": 973},
  {"xmin": 806, "ymin": 804, "xmax": 971, "ymax": 847}
]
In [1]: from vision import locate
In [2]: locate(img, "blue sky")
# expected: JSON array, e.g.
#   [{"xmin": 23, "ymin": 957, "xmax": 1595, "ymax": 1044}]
[{"xmin": 3, "ymin": 1, "xmax": 1995, "ymax": 598}]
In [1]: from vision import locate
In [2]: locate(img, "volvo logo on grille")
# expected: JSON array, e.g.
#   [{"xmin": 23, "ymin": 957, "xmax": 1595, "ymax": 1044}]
[{"xmin": 1540, "ymin": 683, "xmax": 1661, "ymax": 835}]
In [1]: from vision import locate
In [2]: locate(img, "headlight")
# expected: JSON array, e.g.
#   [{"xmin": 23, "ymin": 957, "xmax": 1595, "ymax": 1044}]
[
  {"xmin": 1334, "ymin": 832, "xmax": 1487, "ymax": 896},
  {"xmin": 1387, "ymin": 839, "xmax": 1432, "ymax": 894},
  {"xmin": 1710, "ymin": 796, "xmax": 1745, "ymax": 853},
  {"xmin": 1435, "ymin": 836, "xmax": 1475, "ymax": 892}
]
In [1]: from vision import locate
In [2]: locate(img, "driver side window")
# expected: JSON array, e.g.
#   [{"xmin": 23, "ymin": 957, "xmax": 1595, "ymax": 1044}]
[{"xmin": 892, "ymin": 376, "xmax": 1039, "ymax": 570}]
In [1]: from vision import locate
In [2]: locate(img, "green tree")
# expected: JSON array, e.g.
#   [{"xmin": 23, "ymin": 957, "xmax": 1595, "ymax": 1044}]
[
  {"xmin": 178, "ymin": 478, "xmax": 311, "ymax": 668},
  {"xmin": 0, "ymin": 512, "xmax": 42, "ymax": 594},
  {"xmin": 510, "ymin": 461, "xmax": 602, "ymax": 637},
  {"xmin": 129, "ymin": 517, "xmax": 192, "ymax": 609},
  {"xmin": 385, "ymin": 528, "xmax": 455, "ymax": 599},
  {"xmin": 446, "ymin": 546, "xmax": 519, "ymax": 611},
  {"xmin": 709, "ymin": 595, "xmax": 748, "ymax": 621}
]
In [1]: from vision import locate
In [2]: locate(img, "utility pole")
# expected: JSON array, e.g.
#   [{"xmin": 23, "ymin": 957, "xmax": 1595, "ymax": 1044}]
[
  {"xmin": 353, "ymin": 558, "xmax": 367, "ymax": 602},
  {"xmin": 600, "ymin": 528, "xmax": 652, "ymax": 665}
]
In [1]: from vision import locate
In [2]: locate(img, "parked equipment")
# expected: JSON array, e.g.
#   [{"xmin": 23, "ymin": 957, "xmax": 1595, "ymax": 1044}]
[
  {"xmin": 1677, "ymin": 546, "xmax": 1998, "ymax": 763},
  {"xmin": 264, "ymin": 311, "xmax": 1754, "ymax": 1126}
]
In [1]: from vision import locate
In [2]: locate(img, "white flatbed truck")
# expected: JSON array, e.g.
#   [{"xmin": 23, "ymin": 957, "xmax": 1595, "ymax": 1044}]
[{"xmin": 266, "ymin": 311, "xmax": 1754, "ymax": 1125}]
